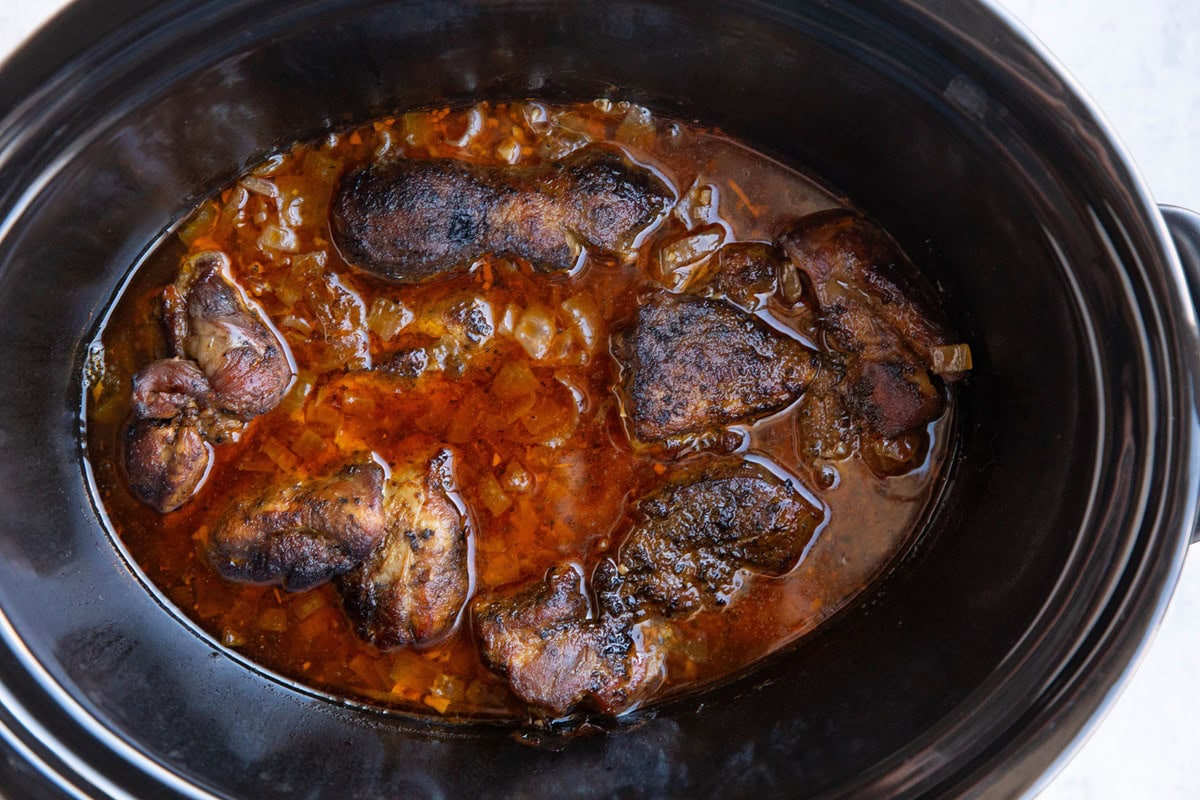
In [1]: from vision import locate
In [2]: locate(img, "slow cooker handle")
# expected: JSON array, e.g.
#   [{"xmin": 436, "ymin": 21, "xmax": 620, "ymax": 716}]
[{"xmin": 1159, "ymin": 205, "xmax": 1200, "ymax": 545}]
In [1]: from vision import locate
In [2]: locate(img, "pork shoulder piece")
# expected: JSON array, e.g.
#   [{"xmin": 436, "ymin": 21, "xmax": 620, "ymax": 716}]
[
  {"xmin": 123, "ymin": 416, "xmax": 210, "ymax": 514},
  {"xmin": 596, "ymin": 459, "xmax": 823, "ymax": 618},
  {"xmin": 336, "ymin": 450, "xmax": 470, "ymax": 649},
  {"xmin": 208, "ymin": 461, "xmax": 385, "ymax": 591},
  {"xmin": 172, "ymin": 250, "xmax": 293, "ymax": 419},
  {"xmin": 778, "ymin": 210, "xmax": 962, "ymax": 438},
  {"xmin": 612, "ymin": 293, "xmax": 819, "ymax": 442},
  {"xmin": 473, "ymin": 565, "xmax": 666, "ymax": 717},
  {"xmin": 331, "ymin": 146, "xmax": 672, "ymax": 282}
]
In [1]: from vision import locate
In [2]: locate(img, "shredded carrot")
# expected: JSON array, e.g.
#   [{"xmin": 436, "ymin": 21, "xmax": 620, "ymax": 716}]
[
  {"xmin": 653, "ymin": 463, "xmax": 667, "ymax": 475},
  {"xmin": 349, "ymin": 131, "xmax": 362, "ymax": 145},
  {"xmin": 189, "ymin": 236, "xmax": 221, "ymax": 251},
  {"xmin": 481, "ymin": 260, "xmax": 494, "ymax": 290},
  {"xmin": 727, "ymin": 179, "xmax": 764, "ymax": 218},
  {"xmin": 492, "ymin": 452, "xmax": 502, "ymax": 467}
]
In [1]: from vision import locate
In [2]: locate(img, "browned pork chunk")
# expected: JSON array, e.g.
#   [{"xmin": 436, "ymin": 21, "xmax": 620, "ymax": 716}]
[
  {"xmin": 596, "ymin": 459, "xmax": 823, "ymax": 618},
  {"xmin": 778, "ymin": 211, "xmax": 964, "ymax": 438},
  {"xmin": 168, "ymin": 251, "xmax": 293, "ymax": 419},
  {"xmin": 331, "ymin": 146, "xmax": 672, "ymax": 282},
  {"xmin": 473, "ymin": 565, "xmax": 666, "ymax": 717},
  {"xmin": 208, "ymin": 461, "xmax": 386, "ymax": 591},
  {"xmin": 337, "ymin": 450, "xmax": 470, "ymax": 649},
  {"xmin": 123, "ymin": 416, "xmax": 210, "ymax": 514},
  {"xmin": 124, "ymin": 251, "xmax": 294, "ymax": 513},
  {"xmin": 612, "ymin": 293, "xmax": 819, "ymax": 443}
]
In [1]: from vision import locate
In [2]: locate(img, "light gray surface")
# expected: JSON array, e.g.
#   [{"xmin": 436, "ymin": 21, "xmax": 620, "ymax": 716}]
[{"xmin": 1, "ymin": 1, "xmax": 1198, "ymax": 798}]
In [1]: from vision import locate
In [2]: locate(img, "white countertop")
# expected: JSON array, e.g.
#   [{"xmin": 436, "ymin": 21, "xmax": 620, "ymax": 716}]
[{"xmin": 2, "ymin": 1, "xmax": 1198, "ymax": 797}]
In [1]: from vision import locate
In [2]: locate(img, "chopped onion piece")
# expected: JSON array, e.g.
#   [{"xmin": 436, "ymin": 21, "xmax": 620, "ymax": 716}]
[
  {"xmin": 778, "ymin": 263, "xmax": 806, "ymax": 305},
  {"xmin": 258, "ymin": 224, "xmax": 298, "ymax": 253},
  {"xmin": 561, "ymin": 293, "xmax": 604, "ymax": 355},
  {"xmin": 615, "ymin": 104, "xmax": 654, "ymax": 144},
  {"xmin": 447, "ymin": 106, "xmax": 484, "ymax": 148},
  {"xmin": 658, "ymin": 225, "xmax": 725, "ymax": 291},
  {"xmin": 240, "ymin": 176, "xmax": 280, "ymax": 199},
  {"xmin": 930, "ymin": 343, "xmax": 973, "ymax": 374},
  {"xmin": 496, "ymin": 304, "xmax": 520, "ymax": 336},
  {"xmin": 178, "ymin": 203, "xmax": 217, "ymax": 246},
  {"xmin": 491, "ymin": 361, "xmax": 540, "ymax": 400},
  {"xmin": 249, "ymin": 154, "xmax": 286, "ymax": 176},
  {"xmin": 659, "ymin": 226, "xmax": 725, "ymax": 270},
  {"xmin": 674, "ymin": 181, "xmax": 719, "ymax": 228},
  {"xmin": 367, "ymin": 297, "xmax": 414, "ymax": 340},
  {"xmin": 513, "ymin": 303, "xmax": 557, "ymax": 360},
  {"xmin": 496, "ymin": 138, "xmax": 521, "ymax": 164},
  {"xmin": 523, "ymin": 102, "xmax": 550, "ymax": 133},
  {"xmin": 501, "ymin": 460, "xmax": 533, "ymax": 493},
  {"xmin": 280, "ymin": 315, "xmax": 314, "ymax": 336},
  {"xmin": 479, "ymin": 472, "xmax": 513, "ymax": 517}
]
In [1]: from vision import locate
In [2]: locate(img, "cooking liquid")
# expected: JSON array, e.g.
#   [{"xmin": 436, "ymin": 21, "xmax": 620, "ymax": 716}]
[{"xmin": 83, "ymin": 101, "xmax": 951, "ymax": 720}]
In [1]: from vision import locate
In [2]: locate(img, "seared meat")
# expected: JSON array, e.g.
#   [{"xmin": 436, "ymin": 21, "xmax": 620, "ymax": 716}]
[
  {"xmin": 612, "ymin": 293, "xmax": 819, "ymax": 442},
  {"xmin": 174, "ymin": 251, "xmax": 293, "ymax": 419},
  {"xmin": 123, "ymin": 416, "xmax": 210, "ymax": 514},
  {"xmin": 473, "ymin": 565, "xmax": 666, "ymax": 717},
  {"xmin": 130, "ymin": 357, "xmax": 213, "ymax": 419},
  {"xmin": 123, "ymin": 250, "xmax": 294, "ymax": 513},
  {"xmin": 705, "ymin": 242, "xmax": 783, "ymax": 310},
  {"xmin": 331, "ymin": 146, "xmax": 672, "ymax": 282},
  {"xmin": 337, "ymin": 450, "xmax": 470, "ymax": 649},
  {"xmin": 596, "ymin": 459, "xmax": 822, "ymax": 618},
  {"xmin": 208, "ymin": 461, "xmax": 385, "ymax": 591},
  {"xmin": 778, "ymin": 211, "xmax": 961, "ymax": 438}
]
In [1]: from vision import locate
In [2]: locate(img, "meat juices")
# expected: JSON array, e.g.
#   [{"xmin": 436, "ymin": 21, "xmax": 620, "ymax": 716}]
[
  {"xmin": 89, "ymin": 101, "xmax": 969, "ymax": 722},
  {"xmin": 612, "ymin": 293, "xmax": 819, "ymax": 443},
  {"xmin": 331, "ymin": 146, "xmax": 672, "ymax": 282}
]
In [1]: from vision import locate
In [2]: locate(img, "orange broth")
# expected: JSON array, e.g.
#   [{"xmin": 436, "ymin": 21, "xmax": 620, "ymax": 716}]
[{"xmin": 83, "ymin": 101, "xmax": 951, "ymax": 720}]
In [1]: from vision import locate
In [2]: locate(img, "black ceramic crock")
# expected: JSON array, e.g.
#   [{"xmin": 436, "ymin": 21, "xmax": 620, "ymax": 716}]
[{"xmin": 2, "ymin": 1, "xmax": 1199, "ymax": 798}]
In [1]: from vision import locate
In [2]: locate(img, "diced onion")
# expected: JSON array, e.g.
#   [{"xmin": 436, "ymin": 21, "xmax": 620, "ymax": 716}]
[
  {"xmin": 930, "ymin": 343, "xmax": 973, "ymax": 374},
  {"xmin": 615, "ymin": 104, "xmax": 654, "ymax": 144},
  {"xmin": 501, "ymin": 460, "xmax": 533, "ymax": 493},
  {"xmin": 496, "ymin": 138, "xmax": 521, "ymax": 164},
  {"xmin": 561, "ymin": 293, "xmax": 604, "ymax": 354},
  {"xmin": 490, "ymin": 361, "xmax": 540, "ymax": 400},
  {"xmin": 658, "ymin": 225, "xmax": 725, "ymax": 291},
  {"xmin": 513, "ymin": 304, "xmax": 557, "ymax": 360},
  {"xmin": 523, "ymin": 103, "xmax": 550, "ymax": 133},
  {"xmin": 496, "ymin": 304, "xmax": 519, "ymax": 336},
  {"xmin": 660, "ymin": 226, "xmax": 725, "ymax": 271},
  {"xmin": 479, "ymin": 472, "xmax": 513, "ymax": 517},
  {"xmin": 367, "ymin": 297, "xmax": 414, "ymax": 340},
  {"xmin": 447, "ymin": 106, "xmax": 484, "ymax": 148},
  {"xmin": 778, "ymin": 263, "xmax": 806, "ymax": 305},
  {"xmin": 258, "ymin": 224, "xmax": 298, "ymax": 253},
  {"xmin": 292, "ymin": 592, "xmax": 327, "ymax": 621},
  {"xmin": 240, "ymin": 176, "xmax": 280, "ymax": 199},
  {"xmin": 177, "ymin": 202, "xmax": 217, "ymax": 246},
  {"xmin": 674, "ymin": 181, "xmax": 718, "ymax": 228}
]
